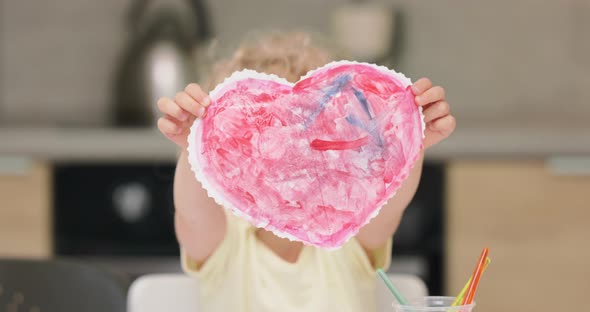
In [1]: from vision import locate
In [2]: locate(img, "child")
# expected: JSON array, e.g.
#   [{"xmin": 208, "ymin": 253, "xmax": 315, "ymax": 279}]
[{"xmin": 156, "ymin": 32, "xmax": 455, "ymax": 312}]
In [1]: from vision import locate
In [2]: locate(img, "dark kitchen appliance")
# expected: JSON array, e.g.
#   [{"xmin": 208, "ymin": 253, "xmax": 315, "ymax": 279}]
[
  {"xmin": 112, "ymin": 0, "xmax": 212, "ymax": 126},
  {"xmin": 54, "ymin": 163, "xmax": 178, "ymax": 257}
]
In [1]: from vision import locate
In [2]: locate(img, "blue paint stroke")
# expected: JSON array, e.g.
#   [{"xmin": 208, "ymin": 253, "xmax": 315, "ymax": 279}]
[
  {"xmin": 305, "ymin": 75, "xmax": 351, "ymax": 127},
  {"xmin": 345, "ymin": 114, "xmax": 384, "ymax": 147},
  {"xmin": 352, "ymin": 88, "xmax": 372, "ymax": 119},
  {"xmin": 345, "ymin": 115, "xmax": 366, "ymax": 130}
]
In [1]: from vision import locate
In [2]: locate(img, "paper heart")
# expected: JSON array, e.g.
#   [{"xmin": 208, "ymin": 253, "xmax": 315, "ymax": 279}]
[{"xmin": 188, "ymin": 61, "xmax": 424, "ymax": 249}]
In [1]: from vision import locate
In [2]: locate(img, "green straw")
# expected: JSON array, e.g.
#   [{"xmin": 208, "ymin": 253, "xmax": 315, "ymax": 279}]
[
  {"xmin": 377, "ymin": 268, "xmax": 409, "ymax": 305},
  {"xmin": 451, "ymin": 257, "xmax": 491, "ymax": 306}
]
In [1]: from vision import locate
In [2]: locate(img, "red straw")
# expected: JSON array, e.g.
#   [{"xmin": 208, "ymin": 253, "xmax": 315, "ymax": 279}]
[{"xmin": 462, "ymin": 247, "xmax": 489, "ymax": 305}]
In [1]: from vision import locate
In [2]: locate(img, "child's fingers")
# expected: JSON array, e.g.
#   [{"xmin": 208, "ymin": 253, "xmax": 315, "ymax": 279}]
[
  {"xmin": 423, "ymin": 101, "xmax": 450, "ymax": 123},
  {"xmin": 157, "ymin": 116, "xmax": 183, "ymax": 135},
  {"xmin": 157, "ymin": 97, "xmax": 189, "ymax": 122},
  {"xmin": 411, "ymin": 78, "xmax": 432, "ymax": 96},
  {"xmin": 175, "ymin": 92, "xmax": 204, "ymax": 117},
  {"xmin": 185, "ymin": 83, "xmax": 211, "ymax": 107},
  {"xmin": 416, "ymin": 86, "xmax": 445, "ymax": 106},
  {"xmin": 429, "ymin": 114, "xmax": 456, "ymax": 134}
]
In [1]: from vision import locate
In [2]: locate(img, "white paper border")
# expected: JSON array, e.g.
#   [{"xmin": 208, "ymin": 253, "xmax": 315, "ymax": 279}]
[{"xmin": 187, "ymin": 60, "xmax": 425, "ymax": 249}]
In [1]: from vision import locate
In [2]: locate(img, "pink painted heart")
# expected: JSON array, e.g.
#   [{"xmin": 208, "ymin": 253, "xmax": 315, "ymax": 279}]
[{"xmin": 188, "ymin": 61, "xmax": 424, "ymax": 249}]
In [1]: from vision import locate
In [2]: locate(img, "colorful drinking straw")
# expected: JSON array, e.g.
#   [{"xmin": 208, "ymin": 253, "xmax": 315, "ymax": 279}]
[
  {"xmin": 452, "ymin": 257, "xmax": 491, "ymax": 306},
  {"xmin": 377, "ymin": 268, "xmax": 409, "ymax": 305},
  {"xmin": 461, "ymin": 248, "xmax": 489, "ymax": 305}
]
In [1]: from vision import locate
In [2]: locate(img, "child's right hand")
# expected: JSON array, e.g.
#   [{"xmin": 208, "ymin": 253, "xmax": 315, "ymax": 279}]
[{"xmin": 157, "ymin": 83, "xmax": 211, "ymax": 149}]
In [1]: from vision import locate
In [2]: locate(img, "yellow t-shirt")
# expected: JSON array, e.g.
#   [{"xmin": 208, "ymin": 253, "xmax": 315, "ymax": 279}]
[{"xmin": 182, "ymin": 212, "xmax": 392, "ymax": 312}]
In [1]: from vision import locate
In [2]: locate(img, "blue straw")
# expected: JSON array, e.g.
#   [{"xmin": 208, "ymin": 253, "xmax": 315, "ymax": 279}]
[{"xmin": 377, "ymin": 268, "xmax": 409, "ymax": 305}]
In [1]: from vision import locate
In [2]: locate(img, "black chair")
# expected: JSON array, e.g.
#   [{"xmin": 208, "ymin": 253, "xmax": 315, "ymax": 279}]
[{"xmin": 0, "ymin": 258, "xmax": 128, "ymax": 312}]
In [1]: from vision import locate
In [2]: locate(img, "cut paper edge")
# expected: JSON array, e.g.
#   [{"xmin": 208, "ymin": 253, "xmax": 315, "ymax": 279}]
[{"xmin": 187, "ymin": 60, "xmax": 426, "ymax": 249}]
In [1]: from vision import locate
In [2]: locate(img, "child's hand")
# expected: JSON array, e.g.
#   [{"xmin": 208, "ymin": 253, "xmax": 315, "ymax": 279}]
[
  {"xmin": 157, "ymin": 83, "xmax": 211, "ymax": 149},
  {"xmin": 412, "ymin": 78, "xmax": 456, "ymax": 149}
]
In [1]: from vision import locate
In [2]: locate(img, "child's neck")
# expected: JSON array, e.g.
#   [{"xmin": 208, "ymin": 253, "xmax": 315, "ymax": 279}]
[{"xmin": 256, "ymin": 229, "xmax": 304, "ymax": 263}]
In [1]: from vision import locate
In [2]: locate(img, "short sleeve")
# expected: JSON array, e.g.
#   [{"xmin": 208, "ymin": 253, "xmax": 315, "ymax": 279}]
[
  {"xmin": 348, "ymin": 237, "xmax": 393, "ymax": 275},
  {"xmin": 181, "ymin": 211, "xmax": 242, "ymax": 283},
  {"xmin": 369, "ymin": 238, "xmax": 393, "ymax": 271}
]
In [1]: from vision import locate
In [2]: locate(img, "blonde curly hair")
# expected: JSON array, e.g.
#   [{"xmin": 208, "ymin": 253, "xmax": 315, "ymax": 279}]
[{"xmin": 201, "ymin": 32, "xmax": 337, "ymax": 91}]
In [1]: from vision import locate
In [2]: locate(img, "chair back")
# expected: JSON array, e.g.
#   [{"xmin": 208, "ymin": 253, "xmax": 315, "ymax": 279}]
[{"xmin": 0, "ymin": 258, "xmax": 128, "ymax": 312}]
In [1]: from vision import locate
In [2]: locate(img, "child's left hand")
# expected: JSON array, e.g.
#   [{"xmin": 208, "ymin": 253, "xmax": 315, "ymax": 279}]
[{"xmin": 412, "ymin": 78, "xmax": 456, "ymax": 149}]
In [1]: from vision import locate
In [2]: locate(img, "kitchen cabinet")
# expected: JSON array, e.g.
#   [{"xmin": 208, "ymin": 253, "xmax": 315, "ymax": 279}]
[
  {"xmin": 0, "ymin": 158, "xmax": 52, "ymax": 258},
  {"xmin": 446, "ymin": 160, "xmax": 590, "ymax": 312}
]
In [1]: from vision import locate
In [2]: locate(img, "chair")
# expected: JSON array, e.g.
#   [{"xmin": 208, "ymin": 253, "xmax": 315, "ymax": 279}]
[
  {"xmin": 0, "ymin": 258, "xmax": 129, "ymax": 312},
  {"xmin": 128, "ymin": 273, "xmax": 427, "ymax": 312}
]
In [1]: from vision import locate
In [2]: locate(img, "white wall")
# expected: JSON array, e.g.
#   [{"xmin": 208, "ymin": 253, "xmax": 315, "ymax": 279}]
[
  {"xmin": 393, "ymin": 0, "xmax": 590, "ymax": 128},
  {"xmin": 1, "ymin": 0, "xmax": 588, "ymax": 127},
  {"xmin": 1, "ymin": 0, "xmax": 129, "ymax": 126}
]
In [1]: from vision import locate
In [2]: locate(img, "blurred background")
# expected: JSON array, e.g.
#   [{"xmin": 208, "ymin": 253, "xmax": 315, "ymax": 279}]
[{"xmin": 0, "ymin": 0, "xmax": 589, "ymax": 311}]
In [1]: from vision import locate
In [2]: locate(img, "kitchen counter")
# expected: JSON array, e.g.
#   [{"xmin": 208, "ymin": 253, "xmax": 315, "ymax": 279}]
[
  {"xmin": 0, "ymin": 128, "xmax": 177, "ymax": 163},
  {"xmin": 0, "ymin": 126, "xmax": 589, "ymax": 162}
]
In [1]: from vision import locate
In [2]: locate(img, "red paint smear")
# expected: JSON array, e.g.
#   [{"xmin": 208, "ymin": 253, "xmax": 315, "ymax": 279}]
[{"xmin": 310, "ymin": 136, "xmax": 369, "ymax": 151}]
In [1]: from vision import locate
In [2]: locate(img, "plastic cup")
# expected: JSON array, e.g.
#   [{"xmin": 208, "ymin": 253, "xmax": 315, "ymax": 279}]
[{"xmin": 392, "ymin": 296, "xmax": 475, "ymax": 312}]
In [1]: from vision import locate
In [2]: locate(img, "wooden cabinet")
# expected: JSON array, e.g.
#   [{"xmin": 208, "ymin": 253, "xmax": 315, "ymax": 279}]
[
  {"xmin": 0, "ymin": 158, "xmax": 51, "ymax": 258},
  {"xmin": 446, "ymin": 161, "xmax": 590, "ymax": 312}
]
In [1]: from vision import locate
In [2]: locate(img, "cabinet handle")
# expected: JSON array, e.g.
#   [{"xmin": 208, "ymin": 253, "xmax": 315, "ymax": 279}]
[
  {"xmin": 546, "ymin": 156, "xmax": 590, "ymax": 176},
  {"xmin": 0, "ymin": 156, "xmax": 33, "ymax": 176}
]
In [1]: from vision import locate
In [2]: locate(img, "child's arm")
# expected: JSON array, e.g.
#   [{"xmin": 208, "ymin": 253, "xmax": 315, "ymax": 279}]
[
  {"xmin": 157, "ymin": 84, "xmax": 227, "ymax": 263},
  {"xmin": 356, "ymin": 78, "xmax": 456, "ymax": 250}
]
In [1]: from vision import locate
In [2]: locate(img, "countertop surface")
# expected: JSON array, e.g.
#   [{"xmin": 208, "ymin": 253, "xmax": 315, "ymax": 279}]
[{"xmin": 0, "ymin": 126, "xmax": 589, "ymax": 162}]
